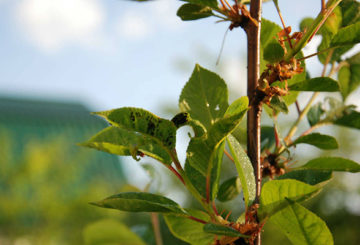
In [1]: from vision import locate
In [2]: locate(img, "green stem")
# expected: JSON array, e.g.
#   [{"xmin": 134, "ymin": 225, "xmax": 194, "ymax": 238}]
[{"xmin": 283, "ymin": 0, "xmax": 342, "ymax": 61}]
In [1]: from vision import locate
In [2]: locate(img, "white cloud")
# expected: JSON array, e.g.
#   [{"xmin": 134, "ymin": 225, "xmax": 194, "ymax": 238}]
[
  {"xmin": 15, "ymin": 0, "xmax": 105, "ymax": 52},
  {"xmin": 117, "ymin": 11, "xmax": 153, "ymax": 40}
]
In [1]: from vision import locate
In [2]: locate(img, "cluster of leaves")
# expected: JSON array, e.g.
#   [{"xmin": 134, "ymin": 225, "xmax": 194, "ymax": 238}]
[{"xmin": 81, "ymin": 0, "xmax": 360, "ymax": 244}]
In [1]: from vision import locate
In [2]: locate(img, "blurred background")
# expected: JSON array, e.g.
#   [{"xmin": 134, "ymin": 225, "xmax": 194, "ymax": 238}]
[{"xmin": 0, "ymin": 0, "xmax": 359, "ymax": 244}]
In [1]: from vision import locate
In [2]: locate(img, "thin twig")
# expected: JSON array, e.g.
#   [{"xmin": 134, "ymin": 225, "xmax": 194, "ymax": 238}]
[
  {"xmin": 224, "ymin": 149, "xmax": 234, "ymax": 162},
  {"xmin": 166, "ymin": 165, "xmax": 185, "ymax": 185},
  {"xmin": 151, "ymin": 213, "xmax": 163, "ymax": 245},
  {"xmin": 295, "ymin": 101, "xmax": 301, "ymax": 116},
  {"xmin": 188, "ymin": 216, "xmax": 207, "ymax": 224}
]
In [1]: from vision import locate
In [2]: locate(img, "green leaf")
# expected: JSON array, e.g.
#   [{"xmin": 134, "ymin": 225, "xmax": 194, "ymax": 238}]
[
  {"xmin": 225, "ymin": 97, "xmax": 249, "ymax": 117},
  {"xmin": 164, "ymin": 209, "xmax": 213, "ymax": 245},
  {"xmin": 259, "ymin": 179, "xmax": 320, "ymax": 220},
  {"xmin": 291, "ymin": 133, "xmax": 338, "ymax": 150},
  {"xmin": 277, "ymin": 170, "xmax": 333, "ymax": 186},
  {"xmin": 320, "ymin": 6, "xmax": 342, "ymax": 36},
  {"xmin": 289, "ymin": 77, "xmax": 340, "ymax": 91},
  {"xmin": 331, "ymin": 22, "xmax": 360, "ymax": 47},
  {"xmin": 171, "ymin": 112, "xmax": 206, "ymax": 137},
  {"xmin": 269, "ymin": 95, "xmax": 289, "ymax": 114},
  {"xmin": 260, "ymin": 19, "xmax": 282, "ymax": 73},
  {"xmin": 338, "ymin": 53, "xmax": 360, "ymax": 100},
  {"xmin": 179, "ymin": 64, "xmax": 229, "ymax": 130},
  {"xmin": 80, "ymin": 126, "xmax": 172, "ymax": 164},
  {"xmin": 177, "ymin": 4, "xmax": 214, "ymax": 21},
  {"xmin": 181, "ymin": 0, "xmax": 218, "ymax": 9},
  {"xmin": 203, "ymin": 223, "xmax": 249, "ymax": 238},
  {"xmin": 91, "ymin": 192, "xmax": 186, "ymax": 214},
  {"xmin": 83, "ymin": 219, "xmax": 146, "ymax": 245},
  {"xmin": 307, "ymin": 103, "xmax": 325, "ymax": 126},
  {"xmin": 217, "ymin": 177, "xmax": 242, "ymax": 202},
  {"xmin": 227, "ymin": 135, "xmax": 256, "ymax": 207},
  {"xmin": 300, "ymin": 17, "xmax": 314, "ymax": 32},
  {"xmin": 261, "ymin": 126, "xmax": 276, "ymax": 151},
  {"xmin": 300, "ymin": 157, "xmax": 360, "ymax": 172},
  {"xmin": 340, "ymin": 0, "xmax": 360, "ymax": 26},
  {"xmin": 269, "ymin": 202, "xmax": 333, "ymax": 245},
  {"xmin": 263, "ymin": 41, "xmax": 285, "ymax": 63},
  {"xmin": 94, "ymin": 107, "xmax": 177, "ymax": 149},
  {"xmin": 334, "ymin": 109, "xmax": 360, "ymax": 129},
  {"xmin": 185, "ymin": 104, "xmax": 248, "ymax": 200}
]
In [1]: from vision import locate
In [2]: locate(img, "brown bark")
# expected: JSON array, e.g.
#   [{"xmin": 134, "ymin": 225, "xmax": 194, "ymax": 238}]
[{"xmin": 246, "ymin": 1, "xmax": 263, "ymax": 244}]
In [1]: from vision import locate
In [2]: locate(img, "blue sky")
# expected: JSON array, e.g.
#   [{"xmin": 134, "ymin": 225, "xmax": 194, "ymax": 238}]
[{"xmin": 0, "ymin": 0, "xmax": 329, "ymax": 115}]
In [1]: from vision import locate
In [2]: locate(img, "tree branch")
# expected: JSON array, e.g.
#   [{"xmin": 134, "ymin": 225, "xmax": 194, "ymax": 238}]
[{"xmin": 246, "ymin": 0, "xmax": 263, "ymax": 244}]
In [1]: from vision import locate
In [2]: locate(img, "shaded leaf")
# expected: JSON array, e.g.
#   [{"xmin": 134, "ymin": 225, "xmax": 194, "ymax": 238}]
[
  {"xmin": 340, "ymin": 0, "xmax": 360, "ymax": 26},
  {"xmin": 300, "ymin": 157, "xmax": 360, "ymax": 173},
  {"xmin": 277, "ymin": 170, "xmax": 333, "ymax": 186},
  {"xmin": 259, "ymin": 179, "xmax": 320, "ymax": 220},
  {"xmin": 269, "ymin": 95, "xmax": 289, "ymax": 114},
  {"xmin": 263, "ymin": 41, "xmax": 284, "ymax": 63},
  {"xmin": 164, "ymin": 209, "xmax": 213, "ymax": 245},
  {"xmin": 269, "ymin": 202, "xmax": 333, "ymax": 245},
  {"xmin": 91, "ymin": 192, "xmax": 186, "ymax": 214},
  {"xmin": 177, "ymin": 4, "xmax": 214, "ymax": 21},
  {"xmin": 307, "ymin": 103, "xmax": 325, "ymax": 126},
  {"xmin": 94, "ymin": 107, "xmax": 177, "ymax": 149},
  {"xmin": 289, "ymin": 77, "xmax": 340, "ymax": 91},
  {"xmin": 331, "ymin": 22, "xmax": 360, "ymax": 47},
  {"xmin": 203, "ymin": 223, "xmax": 249, "ymax": 238},
  {"xmin": 291, "ymin": 133, "xmax": 338, "ymax": 150},
  {"xmin": 227, "ymin": 135, "xmax": 256, "ymax": 207},
  {"xmin": 261, "ymin": 126, "xmax": 276, "ymax": 151},
  {"xmin": 80, "ymin": 126, "xmax": 172, "ymax": 164},
  {"xmin": 334, "ymin": 109, "xmax": 360, "ymax": 129},
  {"xmin": 217, "ymin": 177, "xmax": 242, "ymax": 202},
  {"xmin": 181, "ymin": 0, "xmax": 218, "ymax": 9},
  {"xmin": 179, "ymin": 64, "xmax": 229, "ymax": 130},
  {"xmin": 338, "ymin": 54, "xmax": 360, "ymax": 100},
  {"xmin": 83, "ymin": 219, "xmax": 146, "ymax": 245}
]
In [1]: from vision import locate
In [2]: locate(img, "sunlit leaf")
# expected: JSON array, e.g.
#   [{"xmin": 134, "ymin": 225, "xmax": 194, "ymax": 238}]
[
  {"xmin": 164, "ymin": 209, "xmax": 213, "ymax": 245},
  {"xmin": 94, "ymin": 107, "xmax": 177, "ymax": 149},
  {"xmin": 291, "ymin": 133, "xmax": 338, "ymax": 150},
  {"xmin": 80, "ymin": 126, "xmax": 172, "ymax": 164},
  {"xmin": 300, "ymin": 157, "xmax": 360, "ymax": 172},
  {"xmin": 259, "ymin": 179, "xmax": 320, "ymax": 220},
  {"xmin": 179, "ymin": 64, "xmax": 229, "ymax": 130},
  {"xmin": 269, "ymin": 202, "xmax": 333, "ymax": 245},
  {"xmin": 227, "ymin": 135, "xmax": 256, "ymax": 207},
  {"xmin": 83, "ymin": 219, "xmax": 146, "ymax": 245},
  {"xmin": 91, "ymin": 192, "xmax": 186, "ymax": 214},
  {"xmin": 260, "ymin": 19, "xmax": 282, "ymax": 73},
  {"xmin": 185, "ymin": 102, "xmax": 248, "ymax": 200}
]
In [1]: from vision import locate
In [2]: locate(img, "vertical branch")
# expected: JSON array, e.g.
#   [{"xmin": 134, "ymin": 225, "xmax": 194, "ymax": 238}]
[
  {"xmin": 246, "ymin": 0, "xmax": 262, "ymax": 244},
  {"xmin": 246, "ymin": 0, "xmax": 262, "ymax": 203}
]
